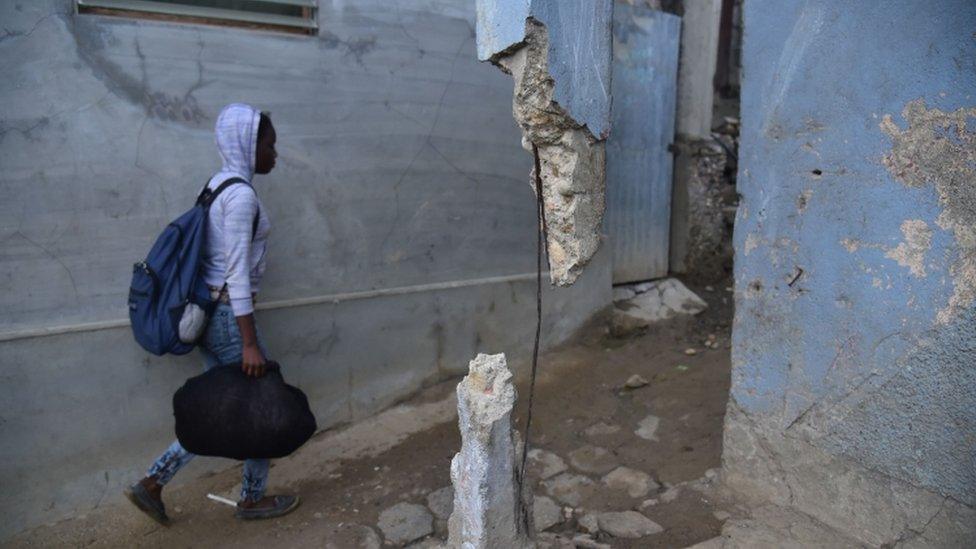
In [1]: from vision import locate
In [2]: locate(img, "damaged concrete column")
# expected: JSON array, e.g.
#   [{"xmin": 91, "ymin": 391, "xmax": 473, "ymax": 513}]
[
  {"xmin": 476, "ymin": 0, "xmax": 613, "ymax": 286},
  {"xmin": 448, "ymin": 353, "xmax": 532, "ymax": 548}
]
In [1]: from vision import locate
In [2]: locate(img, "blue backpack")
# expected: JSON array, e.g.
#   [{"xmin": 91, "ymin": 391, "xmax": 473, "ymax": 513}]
[{"xmin": 128, "ymin": 178, "xmax": 253, "ymax": 356}]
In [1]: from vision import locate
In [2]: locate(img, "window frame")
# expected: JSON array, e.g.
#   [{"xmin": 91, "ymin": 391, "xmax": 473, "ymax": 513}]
[{"xmin": 76, "ymin": 0, "xmax": 318, "ymax": 35}]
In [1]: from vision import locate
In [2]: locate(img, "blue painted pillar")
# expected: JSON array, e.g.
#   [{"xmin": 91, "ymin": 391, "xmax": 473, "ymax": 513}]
[{"xmin": 725, "ymin": 0, "xmax": 976, "ymax": 545}]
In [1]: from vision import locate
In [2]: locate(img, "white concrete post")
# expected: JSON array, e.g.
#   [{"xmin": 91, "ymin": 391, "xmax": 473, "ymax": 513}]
[
  {"xmin": 447, "ymin": 353, "xmax": 532, "ymax": 549},
  {"xmin": 676, "ymin": 0, "xmax": 722, "ymax": 138}
]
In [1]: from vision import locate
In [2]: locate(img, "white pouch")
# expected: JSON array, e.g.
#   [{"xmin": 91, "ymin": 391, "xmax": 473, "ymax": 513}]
[{"xmin": 178, "ymin": 302, "xmax": 207, "ymax": 343}]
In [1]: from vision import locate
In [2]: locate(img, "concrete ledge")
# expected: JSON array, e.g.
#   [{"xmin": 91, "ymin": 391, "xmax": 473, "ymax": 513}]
[{"xmin": 722, "ymin": 401, "xmax": 976, "ymax": 547}]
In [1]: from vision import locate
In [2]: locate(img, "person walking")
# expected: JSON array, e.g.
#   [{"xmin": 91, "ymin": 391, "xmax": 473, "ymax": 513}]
[{"xmin": 125, "ymin": 103, "xmax": 299, "ymax": 524}]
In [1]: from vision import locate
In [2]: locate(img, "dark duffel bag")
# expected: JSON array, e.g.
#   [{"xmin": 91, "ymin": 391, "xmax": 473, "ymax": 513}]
[{"xmin": 173, "ymin": 362, "xmax": 317, "ymax": 460}]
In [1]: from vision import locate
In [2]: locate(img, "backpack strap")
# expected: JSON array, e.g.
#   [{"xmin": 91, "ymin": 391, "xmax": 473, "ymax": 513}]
[
  {"xmin": 198, "ymin": 177, "xmax": 248, "ymax": 208},
  {"xmin": 197, "ymin": 177, "xmax": 260, "ymax": 240}
]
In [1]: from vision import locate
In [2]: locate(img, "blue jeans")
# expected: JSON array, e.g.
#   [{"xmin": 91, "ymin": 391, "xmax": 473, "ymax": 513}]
[{"xmin": 146, "ymin": 303, "xmax": 270, "ymax": 502}]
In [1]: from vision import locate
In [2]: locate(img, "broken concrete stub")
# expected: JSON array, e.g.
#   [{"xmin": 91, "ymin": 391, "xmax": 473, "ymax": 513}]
[
  {"xmin": 447, "ymin": 353, "xmax": 532, "ymax": 548},
  {"xmin": 476, "ymin": 2, "xmax": 613, "ymax": 286}
]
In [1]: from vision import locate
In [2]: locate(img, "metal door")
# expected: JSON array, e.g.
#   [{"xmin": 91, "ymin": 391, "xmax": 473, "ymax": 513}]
[{"xmin": 606, "ymin": 6, "xmax": 681, "ymax": 283}]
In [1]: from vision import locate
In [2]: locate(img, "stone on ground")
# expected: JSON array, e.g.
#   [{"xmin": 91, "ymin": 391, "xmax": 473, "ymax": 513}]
[
  {"xmin": 324, "ymin": 523, "xmax": 382, "ymax": 549},
  {"xmin": 583, "ymin": 421, "xmax": 621, "ymax": 437},
  {"xmin": 537, "ymin": 533, "xmax": 610, "ymax": 549},
  {"xmin": 660, "ymin": 485, "xmax": 681, "ymax": 503},
  {"xmin": 536, "ymin": 532, "xmax": 576, "ymax": 549},
  {"xmin": 527, "ymin": 448, "xmax": 568, "ymax": 480},
  {"xmin": 635, "ymin": 415, "xmax": 661, "ymax": 441},
  {"xmin": 567, "ymin": 445, "xmax": 618, "ymax": 474},
  {"xmin": 685, "ymin": 536, "xmax": 725, "ymax": 549},
  {"xmin": 624, "ymin": 374, "xmax": 649, "ymax": 388},
  {"xmin": 542, "ymin": 473, "xmax": 596, "ymax": 507},
  {"xmin": 602, "ymin": 466, "xmax": 659, "ymax": 498},
  {"xmin": 633, "ymin": 281, "xmax": 655, "ymax": 293},
  {"xmin": 426, "ymin": 486, "xmax": 453, "ymax": 521},
  {"xmin": 377, "ymin": 503, "xmax": 433, "ymax": 545},
  {"xmin": 405, "ymin": 539, "xmax": 447, "ymax": 549},
  {"xmin": 533, "ymin": 496, "xmax": 562, "ymax": 532},
  {"xmin": 597, "ymin": 510, "xmax": 664, "ymax": 538},
  {"xmin": 614, "ymin": 278, "xmax": 708, "ymax": 325},
  {"xmin": 613, "ymin": 286, "xmax": 636, "ymax": 301},
  {"xmin": 578, "ymin": 512, "xmax": 600, "ymax": 534},
  {"xmin": 640, "ymin": 498, "xmax": 659, "ymax": 509},
  {"xmin": 572, "ymin": 534, "xmax": 612, "ymax": 549}
]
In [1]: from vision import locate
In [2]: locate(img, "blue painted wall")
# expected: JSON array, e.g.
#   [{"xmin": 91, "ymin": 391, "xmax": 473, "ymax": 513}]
[
  {"xmin": 476, "ymin": 0, "xmax": 612, "ymax": 139},
  {"xmin": 733, "ymin": 0, "xmax": 976, "ymax": 507}
]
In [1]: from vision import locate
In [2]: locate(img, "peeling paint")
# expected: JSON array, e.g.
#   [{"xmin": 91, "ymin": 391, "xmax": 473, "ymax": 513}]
[
  {"xmin": 840, "ymin": 238, "xmax": 860, "ymax": 253},
  {"xmin": 881, "ymin": 99, "xmax": 976, "ymax": 321},
  {"xmin": 744, "ymin": 233, "xmax": 760, "ymax": 256},
  {"xmin": 884, "ymin": 219, "xmax": 932, "ymax": 278}
]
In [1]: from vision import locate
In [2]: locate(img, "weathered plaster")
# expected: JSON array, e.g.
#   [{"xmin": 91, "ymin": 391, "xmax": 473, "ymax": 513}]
[
  {"xmin": 884, "ymin": 219, "xmax": 932, "ymax": 278},
  {"xmin": 881, "ymin": 100, "xmax": 976, "ymax": 322}
]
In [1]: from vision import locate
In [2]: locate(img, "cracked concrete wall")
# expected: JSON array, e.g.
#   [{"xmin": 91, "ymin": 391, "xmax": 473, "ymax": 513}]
[
  {"xmin": 476, "ymin": 0, "xmax": 612, "ymax": 286},
  {"xmin": 725, "ymin": 0, "xmax": 976, "ymax": 546},
  {"xmin": 0, "ymin": 0, "xmax": 612, "ymax": 539}
]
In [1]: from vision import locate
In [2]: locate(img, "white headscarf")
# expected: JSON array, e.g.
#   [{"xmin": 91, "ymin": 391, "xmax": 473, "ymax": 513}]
[{"xmin": 214, "ymin": 103, "xmax": 261, "ymax": 180}]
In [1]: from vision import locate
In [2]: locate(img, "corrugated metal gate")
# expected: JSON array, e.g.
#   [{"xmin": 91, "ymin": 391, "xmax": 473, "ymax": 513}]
[{"xmin": 606, "ymin": 6, "xmax": 681, "ymax": 283}]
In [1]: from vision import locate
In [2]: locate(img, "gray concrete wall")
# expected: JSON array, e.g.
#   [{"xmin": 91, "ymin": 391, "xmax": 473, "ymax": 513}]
[
  {"xmin": 724, "ymin": 0, "xmax": 976, "ymax": 545},
  {"xmin": 0, "ymin": 0, "xmax": 611, "ymax": 538}
]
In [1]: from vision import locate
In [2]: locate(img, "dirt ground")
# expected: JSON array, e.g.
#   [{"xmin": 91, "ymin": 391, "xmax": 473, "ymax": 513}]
[{"xmin": 10, "ymin": 279, "xmax": 733, "ymax": 549}]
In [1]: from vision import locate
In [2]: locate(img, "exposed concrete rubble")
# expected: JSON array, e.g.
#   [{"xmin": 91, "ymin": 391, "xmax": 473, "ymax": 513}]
[
  {"xmin": 612, "ymin": 278, "xmax": 708, "ymax": 334},
  {"xmin": 447, "ymin": 353, "xmax": 532, "ymax": 548},
  {"xmin": 489, "ymin": 20, "xmax": 607, "ymax": 287}
]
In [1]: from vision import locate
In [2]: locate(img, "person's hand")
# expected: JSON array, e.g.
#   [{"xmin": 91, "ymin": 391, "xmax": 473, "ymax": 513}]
[{"xmin": 241, "ymin": 343, "xmax": 267, "ymax": 377}]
